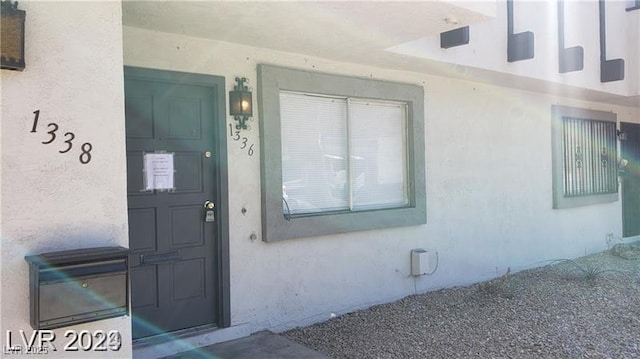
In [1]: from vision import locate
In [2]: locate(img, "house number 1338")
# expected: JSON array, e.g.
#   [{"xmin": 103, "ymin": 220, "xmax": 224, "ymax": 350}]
[{"xmin": 30, "ymin": 110, "xmax": 93, "ymax": 164}]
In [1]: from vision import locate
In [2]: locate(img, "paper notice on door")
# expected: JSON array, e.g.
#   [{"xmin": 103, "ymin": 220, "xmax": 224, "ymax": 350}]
[{"xmin": 143, "ymin": 153, "xmax": 175, "ymax": 191}]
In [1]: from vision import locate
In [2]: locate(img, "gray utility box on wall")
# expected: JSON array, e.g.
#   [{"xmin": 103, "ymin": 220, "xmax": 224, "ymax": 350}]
[{"xmin": 25, "ymin": 246, "xmax": 129, "ymax": 330}]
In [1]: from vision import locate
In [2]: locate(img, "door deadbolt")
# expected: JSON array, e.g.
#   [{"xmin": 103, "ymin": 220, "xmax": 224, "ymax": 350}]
[{"xmin": 204, "ymin": 201, "xmax": 216, "ymax": 223}]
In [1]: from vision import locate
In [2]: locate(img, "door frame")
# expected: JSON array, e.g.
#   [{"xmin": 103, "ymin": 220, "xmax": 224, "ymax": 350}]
[
  {"xmin": 124, "ymin": 66, "xmax": 231, "ymax": 329},
  {"xmin": 621, "ymin": 121, "xmax": 640, "ymax": 238}
]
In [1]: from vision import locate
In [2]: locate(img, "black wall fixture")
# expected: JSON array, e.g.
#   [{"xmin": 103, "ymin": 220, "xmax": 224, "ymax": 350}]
[
  {"xmin": 440, "ymin": 26, "xmax": 470, "ymax": 49},
  {"xmin": 507, "ymin": 0, "xmax": 534, "ymax": 62},
  {"xmin": 626, "ymin": 0, "xmax": 640, "ymax": 11},
  {"xmin": 557, "ymin": 1, "xmax": 584, "ymax": 73},
  {"xmin": 599, "ymin": 0, "xmax": 625, "ymax": 82}
]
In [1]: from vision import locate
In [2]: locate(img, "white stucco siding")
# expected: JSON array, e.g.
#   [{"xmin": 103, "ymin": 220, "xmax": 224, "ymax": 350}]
[
  {"xmin": 123, "ymin": 25, "xmax": 639, "ymax": 333},
  {"xmin": 626, "ymin": 7, "xmax": 640, "ymax": 96},
  {"xmin": 1, "ymin": 1, "xmax": 131, "ymax": 357},
  {"xmin": 426, "ymin": 79, "xmax": 632, "ymax": 280},
  {"xmin": 388, "ymin": 0, "xmax": 639, "ymax": 97}
]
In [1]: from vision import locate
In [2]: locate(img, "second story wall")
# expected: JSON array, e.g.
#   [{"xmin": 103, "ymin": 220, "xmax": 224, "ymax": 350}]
[{"xmin": 389, "ymin": 0, "xmax": 639, "ymax": 100}]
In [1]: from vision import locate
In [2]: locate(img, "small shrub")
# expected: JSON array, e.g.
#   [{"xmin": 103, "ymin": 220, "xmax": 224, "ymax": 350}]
[
  {"xmin": 552, "ymin": 259, "xmax": 621, "ymax": 285},
  {"xmin": 477, "ymin": 267, "xmax": 514, "ymax": 298}
]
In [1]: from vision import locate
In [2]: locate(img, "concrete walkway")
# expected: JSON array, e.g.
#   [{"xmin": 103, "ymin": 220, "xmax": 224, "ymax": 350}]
[{"xmin": 162, "ymin": 331, "xmax": 330, "ymax": 359}]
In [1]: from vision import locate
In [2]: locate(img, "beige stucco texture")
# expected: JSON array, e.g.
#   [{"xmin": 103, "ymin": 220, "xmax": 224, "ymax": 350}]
[{"xmin": 1, "ymin": 1, "xmax": 131, "ymax": 357}]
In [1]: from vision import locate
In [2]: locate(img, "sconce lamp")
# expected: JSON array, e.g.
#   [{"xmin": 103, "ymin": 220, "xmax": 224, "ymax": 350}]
[
  {"xmin": 1, "ymin": 0, "xmax": 26, "ymax": 71},
  {"xmin": 229, "ymin": 77, "xmax": 252, "ymax": 130}
]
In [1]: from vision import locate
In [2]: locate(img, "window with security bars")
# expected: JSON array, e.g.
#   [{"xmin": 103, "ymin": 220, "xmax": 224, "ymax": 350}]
[
  {"xmin": 552, "ymin": 105, "xmax": 618, "ymax": 209},
  {"xmin": 280, "ymin": 91, "xmax": 408, "ymax": 216},
  {"xmin": 562, "ymin": 118, "xmax": 617, "ymax": 197}
]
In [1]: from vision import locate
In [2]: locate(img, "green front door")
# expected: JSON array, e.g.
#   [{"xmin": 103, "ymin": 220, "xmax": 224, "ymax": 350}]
[
  {"xmin": 124, "ymin": 67, "xmax": 229, "ymax": 338},
  {"xmin": 621, "ymin": 122, "xmax": 640, "ymax": 238}
]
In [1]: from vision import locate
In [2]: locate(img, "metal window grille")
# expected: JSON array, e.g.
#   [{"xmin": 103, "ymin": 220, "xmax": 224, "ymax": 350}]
[{"xmin": 562, "ymin": 117, "xmax": 617, "ymax": 197}]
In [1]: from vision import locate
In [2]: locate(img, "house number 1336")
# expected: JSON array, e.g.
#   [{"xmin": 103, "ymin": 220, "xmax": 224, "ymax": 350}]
[
  {"xmin": 228, "ymin": 124, "xmax": 254, "ymax": 157},
  {"xmin": 30, "ymin": 110, "xmax": 93, "ymax": 164}
]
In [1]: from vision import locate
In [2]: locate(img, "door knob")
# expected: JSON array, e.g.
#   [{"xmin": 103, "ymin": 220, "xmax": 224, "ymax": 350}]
[{"xmin": 204, "ymin": 201, "xmax": 215, "ymax": 209}]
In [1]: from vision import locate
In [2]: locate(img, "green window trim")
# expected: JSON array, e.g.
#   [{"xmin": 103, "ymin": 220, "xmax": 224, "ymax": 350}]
[
  {"xmin": 258, "ymin": 65, "xmax": 426, "ymax": 242},
  {"xmin": 551, "ymin": 105, "xmax": 619, "ymax": 209}
]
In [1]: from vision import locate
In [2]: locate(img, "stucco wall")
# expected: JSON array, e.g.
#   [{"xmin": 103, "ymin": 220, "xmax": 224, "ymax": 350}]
[
  {"xmin": 1, "ymin": 1, "xmax": 131, "ymax": 357},
  {"xmin": 123, "ymin": 25, "xmax": 639, "ymax": 333},
  {"xmin": 389, "ymin": 0, "xmax": 639, "ymax": 97},
  {"xmin": 627, "ymin": 5, "xmax": 640, "ymax": 96}
]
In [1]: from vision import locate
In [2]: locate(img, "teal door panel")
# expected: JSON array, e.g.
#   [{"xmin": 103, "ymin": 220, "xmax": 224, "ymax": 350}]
[
  {"xmin": 621, "ymin": 122, "xmax": 640, "ymax": 238},
  {"xmin": 125, "ymin": 69, "xmax": 222, "ymax": 339}
]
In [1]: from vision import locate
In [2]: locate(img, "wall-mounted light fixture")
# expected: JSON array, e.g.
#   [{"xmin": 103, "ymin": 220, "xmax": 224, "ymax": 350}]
[
  {"xmin": 229, "ymin": 77, "xmax": 252, "ymax": 130},
  {"xmin": 1, "ymin": 0, "xmax": 26, "ymax": 71}
]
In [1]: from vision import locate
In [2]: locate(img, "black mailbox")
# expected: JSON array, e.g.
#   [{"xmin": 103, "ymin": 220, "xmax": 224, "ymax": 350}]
[{"xmin": 25, "ymin": 246, "xmax": 129, "ymax": 330}]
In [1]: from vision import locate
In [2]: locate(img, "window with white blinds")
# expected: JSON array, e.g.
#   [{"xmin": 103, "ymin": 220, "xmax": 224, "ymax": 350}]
[
  {"xmin": 280, "ymin": 91, "xmax": 408, "ymax": 216},
  {"xmin": 258, "ymin": 64, "xmax": 425, "ymax": 241}
]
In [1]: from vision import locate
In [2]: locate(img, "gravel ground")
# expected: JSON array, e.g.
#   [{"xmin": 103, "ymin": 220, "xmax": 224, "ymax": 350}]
[{"xmin": 284, "ymin": 247, "xmax": 640, "ymax": 359}]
